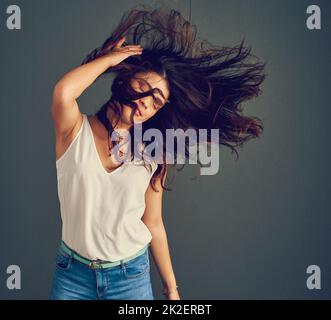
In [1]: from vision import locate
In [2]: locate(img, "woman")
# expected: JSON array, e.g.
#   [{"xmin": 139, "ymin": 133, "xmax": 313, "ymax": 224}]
[{"xmin": 49, "ymin": 6, "xmax": 266, "ymax": 300}]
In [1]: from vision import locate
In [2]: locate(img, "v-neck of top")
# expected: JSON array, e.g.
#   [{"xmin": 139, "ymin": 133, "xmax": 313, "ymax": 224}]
[{"xmin": 85, "ymin": 114, "xmax": 126, "ymax": 176}]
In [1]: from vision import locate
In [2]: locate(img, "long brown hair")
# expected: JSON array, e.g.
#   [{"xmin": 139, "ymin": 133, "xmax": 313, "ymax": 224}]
[{"xmin": 81, "ymin": 4, "xmax": 267, "ymax": 192}]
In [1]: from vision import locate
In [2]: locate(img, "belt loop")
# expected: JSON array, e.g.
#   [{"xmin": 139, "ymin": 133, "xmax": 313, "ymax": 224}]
[{"xmin": 120, "ymin": 259, "xmax": 125, "ymax": 270}]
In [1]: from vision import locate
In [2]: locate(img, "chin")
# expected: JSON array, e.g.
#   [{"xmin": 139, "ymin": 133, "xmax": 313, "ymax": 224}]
[{"xmin": 133, "ymin": 115, "xmax": 145, "ymax": 124}]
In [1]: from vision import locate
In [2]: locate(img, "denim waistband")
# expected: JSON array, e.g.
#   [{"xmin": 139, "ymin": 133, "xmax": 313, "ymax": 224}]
[{"xmin": 60, "ymin": 241, "xmax": 149, "ymax": 269}]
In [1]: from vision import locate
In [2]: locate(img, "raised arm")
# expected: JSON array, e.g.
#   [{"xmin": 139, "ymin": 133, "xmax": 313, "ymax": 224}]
[{"xmin": 51, "ymin": 37, "xmax": 143, "ymax": 138}]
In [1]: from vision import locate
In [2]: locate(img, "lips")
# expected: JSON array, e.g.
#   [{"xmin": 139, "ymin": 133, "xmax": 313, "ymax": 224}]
[{"xmin": 135, "ymin": 107, "xmax": 143, "ymax": 116}]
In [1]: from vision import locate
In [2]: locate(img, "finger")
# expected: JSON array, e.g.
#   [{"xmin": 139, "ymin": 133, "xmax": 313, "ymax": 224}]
[
  {"xmin": 123, "ymin": 45, "xmax": 142, "ymax": 49},
  {"xmin": 123, "ymin": 47, "xmax": 143, "ymax": 52},
  {"xmin": 129, "ymin": 50, "xmax": 143, "ymax": 56},
  {"xmin": 124, "ymin": 47, "xmax": 143, "ymax": 54},
  {"xmin": 115, "ymin": 36, "xmax": 126, "ymax": 48},
  {"xmin": 128, "ymin": 50, "xmax": 143, "ymax": 55}
]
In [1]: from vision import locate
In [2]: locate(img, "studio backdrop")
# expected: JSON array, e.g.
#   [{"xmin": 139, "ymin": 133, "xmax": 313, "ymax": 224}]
[{"xmin": 0, "ymin": 0, "xmax": 330, "ymax": 300}]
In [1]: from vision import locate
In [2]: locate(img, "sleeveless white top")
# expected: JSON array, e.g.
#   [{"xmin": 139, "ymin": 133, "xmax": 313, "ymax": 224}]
[{"xmin": 55, "ymin": 113, "xmax": 158, "ymax": 261}]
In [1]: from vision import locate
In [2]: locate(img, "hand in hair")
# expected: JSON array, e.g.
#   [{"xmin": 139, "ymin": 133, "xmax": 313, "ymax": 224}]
[{"xmin": 103, "ymin": 36, "xmax": 143, "ymax": 67}]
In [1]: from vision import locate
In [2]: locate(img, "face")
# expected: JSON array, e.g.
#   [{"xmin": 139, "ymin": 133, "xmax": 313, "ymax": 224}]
[{"xmin": 122, "ymin": 71, "xmax": 170, "ymax": 124}]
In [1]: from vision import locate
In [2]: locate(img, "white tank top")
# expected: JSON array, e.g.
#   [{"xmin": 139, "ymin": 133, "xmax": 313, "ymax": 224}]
[{"xmin": 55, "ymin": 113, "xmax": 158, "ymax": 261}]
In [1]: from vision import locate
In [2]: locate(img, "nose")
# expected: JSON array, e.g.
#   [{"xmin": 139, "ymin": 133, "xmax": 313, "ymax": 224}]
[
  {"xmin": 139, "ymin": 99, "xmax": 145, "ymax": 108},
  {"xmin": 139, "ymin": 98, "xmax": 149, "ymax": 109}
]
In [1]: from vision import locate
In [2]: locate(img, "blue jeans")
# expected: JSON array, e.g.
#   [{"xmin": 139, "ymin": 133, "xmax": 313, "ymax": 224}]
[{"xmin": 49, "ymin": 244, "xmax": 154, "ymax": 300}]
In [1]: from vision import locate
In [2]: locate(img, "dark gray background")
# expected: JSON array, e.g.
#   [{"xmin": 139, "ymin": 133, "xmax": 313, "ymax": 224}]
[{"xmin": 0, "ymin": 0, "xmax": 330, "ymax": 299}]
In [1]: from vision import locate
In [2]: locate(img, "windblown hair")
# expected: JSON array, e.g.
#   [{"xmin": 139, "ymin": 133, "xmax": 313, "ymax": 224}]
[{"xmin": 81, "ymin": 5, "xmax": 267, "ymax": 192}]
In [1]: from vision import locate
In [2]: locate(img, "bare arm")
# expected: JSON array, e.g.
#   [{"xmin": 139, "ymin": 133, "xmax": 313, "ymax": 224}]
[
  {"xmin": 51, "ymin": 37, "xmax": 142, "ymax": 137},
  {"xmin": 53, "ymin": 54, "xmax": 120, "ymax": 102},
  {"xmin": 142, "ymin": 169, "xmax": 180, "ymax": 300}
]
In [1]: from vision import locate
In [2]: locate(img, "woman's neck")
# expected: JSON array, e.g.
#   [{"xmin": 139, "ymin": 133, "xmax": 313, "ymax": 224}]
[{"xmin": 106, "ymin": 106, "xmax": 132, "ymax": 133}]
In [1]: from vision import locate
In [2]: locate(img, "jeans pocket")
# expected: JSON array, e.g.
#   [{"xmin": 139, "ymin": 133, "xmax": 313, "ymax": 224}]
[
  {"xmin": 55, "ymin": 248, "xmax": 73, "ymax": 271},
  {"xmin": 123, "ymin": 250, "xmax": 150, "ymax": 279}
]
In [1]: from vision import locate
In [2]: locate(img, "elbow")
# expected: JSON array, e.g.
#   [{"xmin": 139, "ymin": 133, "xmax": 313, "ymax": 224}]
[
  {"xmin": 53, "ymin": 82, "xmax": 75, "ymax": 101},
  {"xmin": 146, "ymin": 220, "xmax": 165, "ymax": 235}
]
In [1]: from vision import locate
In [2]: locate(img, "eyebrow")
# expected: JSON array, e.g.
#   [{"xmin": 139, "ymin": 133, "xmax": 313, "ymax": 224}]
[
  {"xmin": 138, "ymin": 79, "xmax": 170, "ymax": 104},
  {"xmin": 154, "ymin": 87, "xmax": 170, "ymax": 105}
]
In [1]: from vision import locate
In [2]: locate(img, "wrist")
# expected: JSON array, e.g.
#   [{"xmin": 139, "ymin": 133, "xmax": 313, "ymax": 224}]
[{"xmin": 162, "ymin": 285, "xmax": 179, "ymax": 295}]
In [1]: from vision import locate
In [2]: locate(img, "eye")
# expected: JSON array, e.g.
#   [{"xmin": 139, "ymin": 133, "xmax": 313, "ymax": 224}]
[
  {"xmin": 139, "ymin": 81, "xmax": 148, "ymax": 91},
  {"xmin": 153, "ymin": 98, "xmax": 163, "ymax": 110}
]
